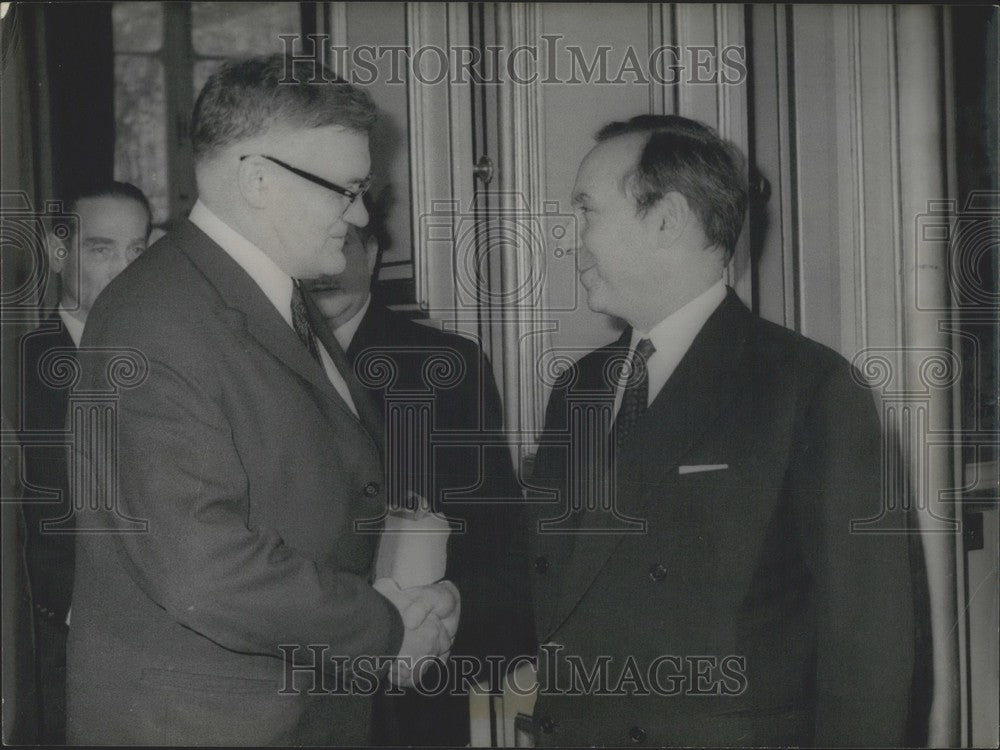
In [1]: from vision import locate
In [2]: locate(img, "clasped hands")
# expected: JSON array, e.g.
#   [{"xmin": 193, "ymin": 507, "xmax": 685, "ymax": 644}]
[{"xmin": 373, "ymin": 577, "xmax": 460, "ymax": 688}]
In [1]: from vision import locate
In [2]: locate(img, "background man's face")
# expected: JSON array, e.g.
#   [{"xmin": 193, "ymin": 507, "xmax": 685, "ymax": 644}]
[
  {"xmin": 571, "ymin": 134, "xmax": 666, "ymax": 326},
  {"xmin": 259, "ymin": 125, "xmax": 370, "ymax": 279},
  {"xmin": 57, "ymin": 195, "xmax": 149, "ymax": 320},
  {"xmin": 307, "ymin": 227, "xmax": 377, "ymax": 330}
]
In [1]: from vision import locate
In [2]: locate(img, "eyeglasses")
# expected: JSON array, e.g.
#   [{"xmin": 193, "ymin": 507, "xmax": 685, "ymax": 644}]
[{"xmin": 239, "ymin": 154, "xmax": 372, "ymax": 205}]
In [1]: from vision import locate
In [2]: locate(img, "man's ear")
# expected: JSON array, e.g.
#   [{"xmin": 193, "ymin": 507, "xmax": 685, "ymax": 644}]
[
  {"xmin": 364, "ymin": 236, "xmax": 380, "ymax": 276},
  {"xmin": 652, "ymin": 191, "xmax": 692, "ymax": 245},
  {"xmin": 237, "ymin": 155, "xmax": 269, "ymax": 208}
]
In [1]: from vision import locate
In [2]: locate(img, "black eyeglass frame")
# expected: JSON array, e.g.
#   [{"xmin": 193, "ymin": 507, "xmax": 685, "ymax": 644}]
[{"xmin": 239, "ymin": 154, "xmax": 372, "ymax": 204}]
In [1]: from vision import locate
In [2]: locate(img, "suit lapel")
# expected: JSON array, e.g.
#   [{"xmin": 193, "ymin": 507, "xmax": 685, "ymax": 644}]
[
  {"xmin": 301, "ymin": 289, "xmax": 385, "ymax": 453},
  {"xmin": 345, "ymin": 301, "xmax": 393, "ymax": 422},
  {"xmin": 546, "ymin": 291, "xmax": 753, "ymax": 636},
  {"xmin": 174, "ymin": 220, "xmax": 364, "ymax": 428},
  {"xmin": 38, "ymin": 310, "xmax": 77, "ymax": 356},
  {"xmin": 534, "ymin": 329, "xmax": 630, "ymax": 638},
  {"xmin": 616, "ymin": 290, "xmax": 752, "ymax": 516}
]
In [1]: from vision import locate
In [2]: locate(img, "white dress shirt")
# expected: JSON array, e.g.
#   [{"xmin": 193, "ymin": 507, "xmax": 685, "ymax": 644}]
[
  {"xmin": 58, "ymin": 306, "xmax": 85, "ymax": 347},
  {"xmin": 612, "ymin": 278, "xmax": 727, "ymax": 421},
  {"xmin": 189, "ymin": 200, "xmax": 357, "ymax": 417}
]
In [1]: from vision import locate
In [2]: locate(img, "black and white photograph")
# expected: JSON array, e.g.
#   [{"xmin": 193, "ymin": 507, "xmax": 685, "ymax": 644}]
[{"xmin": 1, "ymin": 1, "xmax": 996, "ymax": 747}]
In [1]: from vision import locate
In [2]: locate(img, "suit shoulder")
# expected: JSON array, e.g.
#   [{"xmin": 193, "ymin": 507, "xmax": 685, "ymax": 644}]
[
  {"xmin": 746, "ymin": 316, "xmax": 873, "ymax": 412},
  {"xmin": 85, "ymin": 234, "xmax": 211, "ymax": 345},
  {"xmin": 96, "ymin": 231, "xmax": 198, "ymax": 304},
  {"xmin": 750, "ymin": 316, "xmax": 855, "ymax": 376},
  {"xmin": 379, "ymin": 307, "xmax": 483, "ymax": 359}
]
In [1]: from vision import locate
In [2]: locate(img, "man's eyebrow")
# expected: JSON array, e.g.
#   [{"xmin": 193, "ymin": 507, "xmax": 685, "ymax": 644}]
[
  {"xmin": 82, "ymin": 236, "xmax": 147, "ymax": 246},
  {"xmin": 571, "ymin": 191, "xmax": 589, "ymax": 205}
]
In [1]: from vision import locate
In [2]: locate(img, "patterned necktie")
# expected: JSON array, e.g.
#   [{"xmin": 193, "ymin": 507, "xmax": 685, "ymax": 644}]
[
  {"xmin": 290, "ymin": 281, "xmax": 321, "ymax": 364},
  {"xmin": 612, "ymin": 337, "xmax": 656, "ymax": 455}
]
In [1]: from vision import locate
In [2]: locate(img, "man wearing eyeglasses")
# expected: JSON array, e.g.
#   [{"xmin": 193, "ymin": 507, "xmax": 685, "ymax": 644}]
[{"xmin": 65, "ymin": 55, "xmax": 459, "ymax": 746}]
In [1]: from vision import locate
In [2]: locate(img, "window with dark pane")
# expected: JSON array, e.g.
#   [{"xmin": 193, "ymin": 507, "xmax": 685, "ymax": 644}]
[
  {"xmin": 112, "ymin": 2, "xmax": 168, "ymax": 224},
  {"xmin": 111, "ymin": 1, "xmax": 309, "ymax": 229}
]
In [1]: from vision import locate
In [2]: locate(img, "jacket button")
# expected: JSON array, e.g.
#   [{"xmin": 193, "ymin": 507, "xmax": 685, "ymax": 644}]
[
  {"xmin": 629, "ymin": 725, "xmax": 647, "ymax": 743},
  {"xmin": 363, "ymin": 482, "xmax": 380, "ymax": 497},
  {"xmin": 648, "ymin": 563, "xmax": 667, "ymax": 582},
  {"xmin": 533, "ymin": 556, "xmax": 549, "ymax": 574},
  {"xmin": 539, "ymin": 716, "xmax": 556, "ymax": 734}
]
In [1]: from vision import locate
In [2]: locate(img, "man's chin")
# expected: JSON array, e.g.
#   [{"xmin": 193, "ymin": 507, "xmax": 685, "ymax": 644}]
[{"xmin": 314, "ymin": 298, "xmax": 353, "ymax": 323}]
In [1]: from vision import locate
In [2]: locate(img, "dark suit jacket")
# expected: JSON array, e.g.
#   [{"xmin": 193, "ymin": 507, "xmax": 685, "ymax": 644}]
[
  {"xmin": 347, "ymin": 299, "xmax": 533, "ymax": 670},
  {"xmin": 17, "ymin": 312, "xmax": 77, "ymax": 625},
  {"xmin": 528, "ymin": 290, "xmax": 915, "ymax": 747},
  {"xmin": 349, "ymin": 301, "xmax": 533, "ymax": 746},
  {"xmin": 66, "ymin": 220, "xmax": 403, "ymax": 746}
]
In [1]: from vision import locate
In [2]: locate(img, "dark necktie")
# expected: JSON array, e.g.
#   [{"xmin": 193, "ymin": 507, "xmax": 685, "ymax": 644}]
[
  {"xmin": 612, "ymin": 337, "xmax": 655, "ymax": 455},
  {"xmin": 290, "ymin": 281, "xmax": 321, "ymax": 364}
]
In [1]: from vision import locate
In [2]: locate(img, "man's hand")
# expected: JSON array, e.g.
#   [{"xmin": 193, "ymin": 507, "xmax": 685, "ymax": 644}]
[{"xmin": 373, "ymin": 578, "xmax": 461, "ymax": 687}]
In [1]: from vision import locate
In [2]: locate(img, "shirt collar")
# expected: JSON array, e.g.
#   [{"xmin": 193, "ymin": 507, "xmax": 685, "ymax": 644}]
[
  {"xmin": 621, "ymin": 278, "xmax": 727, "ymax": 408},
  {"xmin": 57, "ymin": 305, "xmax": 85, "ymax": 347},
  {"xmin": 333, "ymin": 295, "xmax": 371, "ymax": 351},
  {"xmin": 633, "ymin": 278, "xmax": 727, "ymax": 354},
  {"xmin": 189, "ymin": 200, "xmax": 294, "ymax": 326}
]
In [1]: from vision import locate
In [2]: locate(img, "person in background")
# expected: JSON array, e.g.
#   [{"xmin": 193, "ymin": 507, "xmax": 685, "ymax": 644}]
[
  {"xmin": 307, "ymin": 221, "xmax": 534, "ymax": 746},
  {"xmin": 528, "ymin": 114, "xmax": 915, "ymax": 747},
  {"xmin": 17, "ymin": 181, "xmax": 151, "ymax": 744}
]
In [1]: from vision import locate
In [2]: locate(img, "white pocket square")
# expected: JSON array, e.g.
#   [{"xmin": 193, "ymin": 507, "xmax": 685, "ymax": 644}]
[{"xmin": 678, "ymin": 464, "xmax": 729, "ymax": 475}]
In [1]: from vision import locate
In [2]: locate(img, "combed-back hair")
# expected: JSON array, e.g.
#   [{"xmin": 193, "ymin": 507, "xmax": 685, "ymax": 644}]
[
  {"xmin": 596, "ymin": 114, "xmax": 747, "ymax": 257},
  {"xmin": 191, "ymin": 54, "xmax": 377, "ymax": 163},
  {"xmin": 57, "ymin": 181, "xmax": 153, "ymax": 238}
]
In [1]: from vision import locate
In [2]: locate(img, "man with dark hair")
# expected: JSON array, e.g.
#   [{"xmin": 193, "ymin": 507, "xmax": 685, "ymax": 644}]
[
  {"xmin": 307, "ymin": 225, "xmax": 534, "ymax": 746},
  {"xmin": 528, "ymin": 114, "xmax": 914, "ymax": 746},
  {"xmin": 17, "ymin": 180, "xmax": 151, "ymax": 744},
  {"xmin": 66, "ymin": 55, "xmax": 458, "ymax": 745}
]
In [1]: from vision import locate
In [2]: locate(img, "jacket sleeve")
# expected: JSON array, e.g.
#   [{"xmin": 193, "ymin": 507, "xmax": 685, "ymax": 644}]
[
  {"xmin": 76, "ymin": 314, "xmax": 403, "ymax": 670},
  {"xmin": 786, "ymin": 359, "xmax": 915, "ymax": 746}
]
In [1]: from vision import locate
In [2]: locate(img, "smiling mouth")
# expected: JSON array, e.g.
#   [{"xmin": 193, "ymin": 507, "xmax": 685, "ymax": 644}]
[
  {"xmin": 308, "ymin": 274, "xmax": 342, "ymax": 292},
  {"xmin": 309, "ymin": 281, "xmax": 341, "ymax": 292}
]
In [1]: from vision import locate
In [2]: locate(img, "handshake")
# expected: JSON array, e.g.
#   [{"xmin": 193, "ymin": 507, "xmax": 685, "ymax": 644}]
[{"xmin": 373, "ymin": 577, "xmax": 460, "ymax": 688}]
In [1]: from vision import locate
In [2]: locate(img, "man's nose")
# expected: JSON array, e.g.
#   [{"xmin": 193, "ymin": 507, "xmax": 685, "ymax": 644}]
[
  {"xmin": 576, "ymin": 245, "xmax": 594, "ymax": 268},
  {"xmin": 344, "ymin": 198, "xmax": 369, "ymax": 228},
  {"xmin": 108, "ymin": 248, "xmax": 130, "ymax": 276}
]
